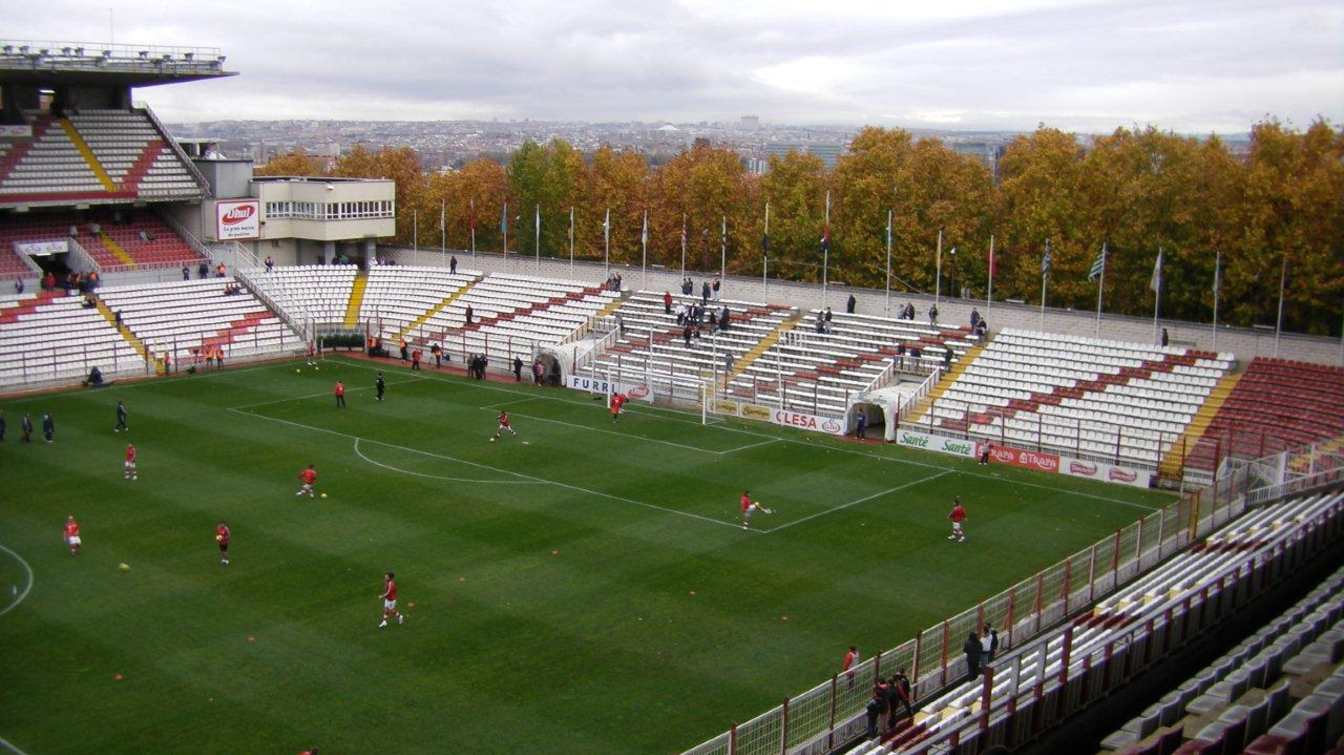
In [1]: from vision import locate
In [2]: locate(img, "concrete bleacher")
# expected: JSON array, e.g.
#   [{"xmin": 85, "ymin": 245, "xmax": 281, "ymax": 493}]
[
  {"xmin": 1183, "ymin": 358, "xmax": 1344, "ymax": 473},
  {"xmin": 0, "ymin": 113, "xmax": 105, "ymax": 198},
  {"xmin": 586, "ymin": 291, "xmax": 796, "ymax": 403},
  {"xmin": 919, "ymin": 328, "xmax": 1234, "ymax": 469},
  {"xmin": 410, "ymin": 272, "xmax": 619, "ymax": 365},
  {"xmin": 66, "ymin": 110, "xmax": 200, "ymax": 198},
  {"xmin": 245, "ymin": 265, "xmax": 357, "ymax": 326},
  {"xmin": 727, "ymin": 309, "xmax": 979, "ymax": 415},
  {"xmin": 357, "ymin": 264, "xmax": 481, "ymax": 341},
  {"xmin": 98, "ymin": 278, "xmax": 302, "ymax": 361},
  {"xmin": 0, "ymin": 289, "xmax": 142, "ymax": 386},
  {"xmin": 0, "ymin": 211, "xmax": 204, "ymax": 272},
  {"xmin": 855, "ymin": 490, "xmax": 1342, "ymax": 755}
]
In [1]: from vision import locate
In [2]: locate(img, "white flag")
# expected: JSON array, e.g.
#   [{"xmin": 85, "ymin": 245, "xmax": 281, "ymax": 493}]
[{"xmin": 1150, "ymin": 248, "xmax": 1164, "ymax": 294}]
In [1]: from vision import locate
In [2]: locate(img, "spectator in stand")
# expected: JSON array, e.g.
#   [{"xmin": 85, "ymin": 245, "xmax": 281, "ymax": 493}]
[
  {"xmin": 712, "ymin": 277, "xmax": 721, "ymax": 300},
  {"xmin": 719, "ymin": 306, "xmax": 731, "ymax": 331},
  {"xmin": 182, "ymin": 265, "xmax": 190, "ymax": 281},
  {"xmin": 905, "ymin": 302, "xmax": 916, "ymax": 320},
  {"xmin": 988, "ymin": 626, "xmax": 1000, "ymax": 661},
  {"xmin": 889, "ymin": 671, "xmax": 914, "ymax": 723},
  {"xmin": 198, "ymin": 261, "xmax": 209, "ymax": 279},
  {"xmin": 970, "ymin": 307, "xmax": 981, "ymax": 328},
  {"xmin": 814, "ymin": 316, "xmax": 825, "ymax": 334},
  {"xmin": 866, "ymin": 677, "xmax": 891, "ymax": 739},
  {"xmin": 975, "ymin": 318, "xmax": 988, "ymax": 337},
  {"xmin": 449, "ymin": 255, "xmax": 458, "ymax": 274},
  {"xmin": 943, "ymin": 348, "xmax": 953, "ymax": 369},
  {"xmin": 215, "ymin": 263, "xmax": 226, "ymax": 278},
  {"xmin": 264, "ymin": 256, "xmax": 274, "ymax": 272},
  {"xmin": 615, "ymin": 273, "xmax": 622, "ymax": 290},
  {"xmin": 963, "ymin": 631, "xmax": 982, "ymax": 680},
  {"xmin": 928, "ymin": 304, "xmax": 939, "ymax": 325},
  {"xmin": 701, "ymin": 280, "xmax": 710, "ymax": 304},
  {"xmin": 465, "ymin": 305, "xmax": 474, "ymax": 325},
  {"xmin": 681, "ymin": 277, "xmax": 692, "ymax": 295},
  {"xmin": 980, "ymin": 627, "xmax": 994, "ymax": 669},
  {"xmin": 663, "ymin": 290, "xmax": 672, "ymax": 314},
  {"xmin": 114, "ymin": 310, "xmax": 123, "ymax": 328},
  {"xmin": 847, "ymin": 293, "xmax": 857, "ymax": 314},
  {"xmin": 895, "ymin": 342, "xmax": 907, "ymax": 370},
  {"xmin": 683, "ymin": 323, "xmax": 692, "ymax": 347},
  {"xmin": 512, "ymin": 356, "xmax": 523, "ymax": 382},
  {"xmin": 1161, "ymin": 327, "xmax": 1170, "ymax": 347},
  {"xmin": 14, "ymin": 278, "xmax": 23, "ymax": 294}
]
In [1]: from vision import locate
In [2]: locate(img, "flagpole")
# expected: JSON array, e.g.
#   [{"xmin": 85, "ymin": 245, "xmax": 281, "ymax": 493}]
[
  {"xmin": 413, "ymin": 210, "xmax": 418, "ymax": 265},
  {"xmin": 603, "ymin": 208, "xmax": 610, "ymax": 276},
  {"xmin": 934, "ymin": 228, "xmax": 942, "ymax": 306},
  {"xmin": 822, "ymin": 190, "xmax": 830, "ymax": 308},
  {"xmin": 1274, "ymin": 256, "xmax": 1286, "ymax": 357},
  {"xmin": 884, "ymin": 208, "xmax": 892, "ymax": 315},
  {"xmin": 1152, "ymin": 246, "xmax": 1162, "ymax": 346},
  {"xmin": 720, "ymin": 215, "xmax": 727, "ymax": 284},
  {"xmin": 534, "ymin": 204, "xmax": 541, "ymax": 273},
  {"xmin": 680, "ymin": 213, "xmax": 686, "ymax": 280},
  {"xmin": 641, "ymin": 209, "xmax": 648, "ymax": 289},
  {"xmin": 1095, "ymin": 242, "xmax": 1106, "ymax": 338},
  {"xmin": 1211, "ymin": 250, "xmax": 1221, "ymax": 351},
  {"xmin": 1040, "ymin": 239, "xmax": 1050, "ymax": 331},
  {"xmin": 986, "ymin": 234, "xmax": 995, "ymax": 314},
  {"xmin": 469, "ymin": 197, "xmax": 476, "ymax": 257},
  {"xmin": 763, "ymin": 201, "xmax": 770, "ymax": 301},
  {"xmin": 568, "ymin": 206, "xmax": 574, "ymax": 274},
  {"xmin": 440, "ymin": 199, "xmax": 445, "ymax": 261},
  {"xmin": 502, "ymin": 201, "xmax": 508, "ymax": 258}
]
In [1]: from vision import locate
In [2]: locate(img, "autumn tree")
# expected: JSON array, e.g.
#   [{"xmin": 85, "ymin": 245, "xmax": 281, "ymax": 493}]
[{"xmin": 254, "ymin": 148, "xmax": 325, "ymax": 177}]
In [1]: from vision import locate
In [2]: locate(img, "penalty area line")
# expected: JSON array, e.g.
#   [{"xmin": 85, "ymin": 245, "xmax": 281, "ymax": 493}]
[
  {"xmin": 761, "ymin": 472, "xmax": 951, "ymax": 534},
  {"xmin": 0, "ymin": 735, "xmax": 32, "ymax": 755}
]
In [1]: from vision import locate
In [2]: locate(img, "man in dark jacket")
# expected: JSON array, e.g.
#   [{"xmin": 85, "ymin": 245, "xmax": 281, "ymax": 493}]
[
  {"xmin": 42, "ymin": 412, "xmax": 55, "ymax": 444},
  {"xmin": 513, "ymin": 356, "xmax": 523, "ymax": 382},
  {"xmin": 889, "ymin": 671, "xmax": 914, "ymax": 723},
  {"xmin": 866, "ymin": 677, "xmax": 892, "ymax": 738},
  {"xmin": 963, "ymin": 632, "xmax": 982, "ymax": 680},
  {"xmin": 20, "ymin": 413, "xmax": 33, "ymax": 443},
  {"xmin": 847, "ymin": 293, "xmax": 857, "ymax": 313},
  {"xmin": 375, "ymin": 372, "xmax": 386, "ymax": 401},
  {"xmin": 701, "ymin": 280, "xmax": 710, "ymax": 304},
  {"xmin": 465, "ymin": 305, "xmax": 474, "ymax": 325}
]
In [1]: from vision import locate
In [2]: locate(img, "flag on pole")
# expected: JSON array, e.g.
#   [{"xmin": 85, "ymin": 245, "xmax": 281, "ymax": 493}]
[
  {"xmin": 603, "ymin": 208, "xmax": 610, "ymax": 237},
  {"xmin": 1149, "ymin": 248, "xmax": 1164, "ymax": 293},
  {"xmin": 819, "ymin": 218, "xmax": 830, "ymax": 254},
  {"xmin": 988, "ymin": 239, "xmax": 996, "ymax": 278},
  {"xmin": 1088, "ymin": 245, "xmax": 1106, "ymax": 282},
  {"xmin": 1041, "ymin": 239, "xmax": 1052, "ymax": 278},
  {"xmin": 439, "ymin": 201, "xmax": 445, "ymax": 232},
  {"xmin": 762, "ymin": 202, "xmax": 770, "ymax": 254},
  {"xmin": 641, "ymin": 210, "xmax": 648, "ymax": 247},
  {"xmin": 469, "ymin": 197, "xmax": 476, "ymax": 232},
  {"xmin": 500, "ymin": 202, "xmax": 508, "ymax": 237}
]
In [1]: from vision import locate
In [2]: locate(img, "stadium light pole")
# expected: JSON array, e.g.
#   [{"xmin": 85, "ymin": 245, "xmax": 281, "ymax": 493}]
[
  {"xmin": 679, "ymin": 214, "xmax": 687, "ymax": 280},
  {"xmin": 569, "ymin": 206, "xmax": 575, "ymax": 275},
  {"xmin": 884, "ymin": 208, "xmax": 892, "ymax": 316},
  {"xmin": 412, "ymin": 210, "xmax": 418, "ymax": 265},
  {"xmin": 1274, "ymin": 256, "xmax": 1287, "ymax": 357},
  {"xmin": 719, "ymin": 215, "xmax": 726, "ymax": 289}
]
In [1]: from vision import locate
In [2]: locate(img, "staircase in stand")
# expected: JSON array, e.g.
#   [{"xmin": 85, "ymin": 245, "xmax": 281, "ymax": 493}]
[
  {"xmin": 0, "ymin": 290, "xmax": 64, "ymax": 325},
  {"xmin": 902, "ymin": 341, "xmax": 986, "ymax": 425},
  {"xmin": 725, "ymin": 313, "xmax": 801, "ymax": 383},
  {"xmin": 396, "ymin": 276, "xmax": 480, "ymax": 342},
  {"xmin": 1157, "ymin": 370, "xmax": 1244, "ymax": 479},
  {"xmin": 343, "ymin": 271, "xmax": 368, "ymax": 328},
  {"xmin": 121, "ymin": 141, "xmax": 167, "ymax": 192},
  {"xmin": 59, "ymin": 118, "xmax": 118, "ymax": 192},
  {"xmin": 96, "ymin": 231, "xmax": 138, "ymax": 266},
  {"xmin": 93, "ymin": 297, "xmax": 148, "ymax": 359}
]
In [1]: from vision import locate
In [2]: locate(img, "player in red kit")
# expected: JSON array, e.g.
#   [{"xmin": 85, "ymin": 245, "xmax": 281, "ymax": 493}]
[
  {"xmin": 63, "ymin": 515, "xmax": 82, "ymax": 556},
  {"xmin": 947, "ymin": 497, "xmax": 967, "ymax": 542},
  {"xmin": 296, "ymin": 464, "xmax": 317, "ymax": 498},
  {"xmin": 333, "ymin": 380, "xmax": 346, "ymax": 408},
  {"xmin": 123, "ymin": 443, "xmax": 138, "ymax": 480},
  {"xmin": 739, "ymin": 490, "xmax": 773, "ymax": 529},
  {"xmin": 610, "ymin": 392, "xmax": 627, "ymax": 422},
  {"xmin": 492, "ymin": 410, "xmax": 517, "ymax": 441},
  {"xmin": 215, "ymin": 521, "xmax": 231, "ymax": 566},
  {"xmin": 379, "ymin": 571, "xmax": 404, "ymax": 628}
]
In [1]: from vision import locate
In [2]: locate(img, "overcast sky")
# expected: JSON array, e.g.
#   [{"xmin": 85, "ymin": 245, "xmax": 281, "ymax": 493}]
[{"xmin": 10, "ymin": 0, "xmax": 1344, "ymax": 133}]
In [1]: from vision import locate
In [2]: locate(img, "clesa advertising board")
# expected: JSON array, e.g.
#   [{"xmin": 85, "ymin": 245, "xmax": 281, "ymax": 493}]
[
  {"xmin": 1059, "ymin": 456, "xmax": 1152, "ymax": 489},
  {"xmin": 771, "ymin": 409, "xmax": 845, "ymax": 436},
  {"xmin": 216, "ymin": 200, "xmax": 261, "ymax": 240}
]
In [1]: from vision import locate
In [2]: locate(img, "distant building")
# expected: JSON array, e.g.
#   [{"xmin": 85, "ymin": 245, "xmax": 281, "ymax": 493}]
[
  {"xmin": 949, "ymin": 141, "xmax": 997, "ymax": 174},
  {"xmin": 763, "ymin": 143, "xmax": 847, "ymax": 168},
  {"xmin": 740, "ymin": 115, "xmax": 760, "ymax": 130}
]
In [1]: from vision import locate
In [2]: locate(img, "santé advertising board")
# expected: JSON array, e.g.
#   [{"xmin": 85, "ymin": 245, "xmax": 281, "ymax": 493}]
[
  {"xmin": 216, "ymin": 200, "xmax": 261, "ymax": 240},
  {"xmin": 896, "ymin": 429, "xmax": 977, "ymax": 458}
]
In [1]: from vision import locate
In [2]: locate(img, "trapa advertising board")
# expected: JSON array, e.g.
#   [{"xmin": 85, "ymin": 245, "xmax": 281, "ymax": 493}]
[{"xmin": 216, "ymin": 200, "xmax": 261, "ymax": 240}]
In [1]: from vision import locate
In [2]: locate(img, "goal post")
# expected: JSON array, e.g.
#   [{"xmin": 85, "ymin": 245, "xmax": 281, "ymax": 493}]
[{"xmin": 700, "ymin": 371, "xmax": 726, "ymax": 427}]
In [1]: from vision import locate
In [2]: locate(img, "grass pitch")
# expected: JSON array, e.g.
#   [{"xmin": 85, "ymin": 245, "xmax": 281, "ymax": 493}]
[{"xmin": 0, "ymin": 356, "xmax": 1173, "ymax": 753}]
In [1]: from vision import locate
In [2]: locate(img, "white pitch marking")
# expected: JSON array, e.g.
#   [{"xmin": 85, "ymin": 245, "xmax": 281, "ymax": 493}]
[
  {"xmin": 353, "ymin": 438, "xmax": 543, "ymax": 485},
  {"xmin": 229, "ymin": 408, "xmax": 750, "ymax": 532},
  {"xmin": 491, "ymin": 409, "xmax": 725, "ymax": 455},
  {"xmin": 0, "ymin": 735, "xmax": 33, "ymax": 755},
  {"xmin": 0, "ymin": 544, "xmax": 33, "ymax": 620},
  {"xmin": 761, "ymin": 472, "xmax": 951, "ymax": 533}
]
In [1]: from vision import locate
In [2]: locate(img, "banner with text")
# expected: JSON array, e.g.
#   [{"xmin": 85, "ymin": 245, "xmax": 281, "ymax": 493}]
[
  {"xmin": 771, "ymin": 408, "xmax": 845, "ymax": 436},
  {"xmin": 896, "ymin": 429, "xmax": 978, "ymax": 458},
  {"xmin": 1059, "ymin": 456, "xmax": 1152, "ymax": 489},
  {"xmin": 15, "ymin": 240, "xmax": 68, "ymax": 255},
  {"xmin": 981, "ymin": 444, "xmax": 1061, "ymax": 474},
  {"xmin": 565, "ymin": 374, "xmax": 654, "ymax": 403},
  {"xmin": 216, "ymin": 199, "xmax": 261, "ymax": 240}
]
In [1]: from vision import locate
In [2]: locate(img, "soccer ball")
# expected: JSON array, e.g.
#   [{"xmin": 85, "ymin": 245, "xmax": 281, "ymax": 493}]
[
  {"xmin": 295, "ymin": 369, "xmax": 300, "ymax": 374},
  {"xmin": 320, "ymin": 492, "xmax": 328, "ymax": 499},
  {"xmin": 489, "ymin": 437, "xmax": 496, "ymax": 443},
  {"xmin": 118, "ymin": 562, "xmax": 130, "ymax": 572},
  {"xmin": 216, "ymin": 535, "xmax": 222, "ymax": 542}
]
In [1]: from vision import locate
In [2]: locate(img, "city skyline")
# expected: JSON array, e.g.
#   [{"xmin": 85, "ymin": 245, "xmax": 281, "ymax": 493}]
[{"xmin": 9, "ymin": 0, "xmax": 1342, "ymax": 133}]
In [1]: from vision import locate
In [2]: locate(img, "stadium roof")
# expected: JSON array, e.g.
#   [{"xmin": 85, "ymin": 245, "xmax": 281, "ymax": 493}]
[{"xmin": 0, "ymin": 41, "xmax": 236, "ymax": 87}]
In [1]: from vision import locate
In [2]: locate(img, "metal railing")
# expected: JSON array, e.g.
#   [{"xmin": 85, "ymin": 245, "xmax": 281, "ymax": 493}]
[{"xmin": 678, "ymin": 436, "xmax": 1339, "ymax": 755}]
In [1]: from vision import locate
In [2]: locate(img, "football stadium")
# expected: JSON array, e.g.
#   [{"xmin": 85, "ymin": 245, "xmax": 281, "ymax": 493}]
[{"xmin": 1, "ymin": 41, "xmax": 1343, "ymax": 755}]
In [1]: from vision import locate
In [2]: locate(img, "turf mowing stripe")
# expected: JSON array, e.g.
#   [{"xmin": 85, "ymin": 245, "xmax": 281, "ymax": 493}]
[
  {"xmin": 720, "ymin": 438, "xmax": 782, "ymax": 454},
  {"xmin": 0, "ymin": 544, "xmax": 34, "ymax": 619},
  {"xmin": 228, "ymin": 376, "xmax": 427, "ymax": 411},
  {"xmin": 493, "ymin": 408, "xmax": 731, "ymax": 455},
  {"xmin": 328, "ymin": 357, "xmax": 1165, "ymax": 512},
  {"xmin": 0, "ymin": 735, "xmax": 32, "ymax": 755},
  {"xmin": 353, "ymin": 438, "xmax": 545, "ymax": 485},
  {"xmin": 228, "ymin": 408, "xmax": 754, "ymax": 532},
  {"xmin": 760, "ymin": 472, "xmax": 952, "ymax": 533},
  {"xmin": 1, "ymin": 359, "xmax": 293, "ymax": 403}
]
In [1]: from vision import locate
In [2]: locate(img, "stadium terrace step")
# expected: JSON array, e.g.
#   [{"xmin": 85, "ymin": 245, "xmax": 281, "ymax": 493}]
[
  {"xmin": 395, "ymin": 275, "xmax": 480, "ymax": 342},
  {"xmin": 457, "ymin": 284, "xmax": 606, "ymax": 334},
  {"xmin": 121, "ymin": 141, "xmax": 167, "ymax": 192},
  {"xmin": 0, "ymin": 290, "xmax": 65, "ymax": 325},
  {"xmin": 96, "ymin": 231, "xmax": 138, "ymax": 267},
  {"xmin": 1158, "ymin": 370, "xmax": 1244, "ymax": 479},
  {"xmin": 902, "ymin": 341, "xmax": 985, "ymax": 425},
  {"xmin": 956, "ymin": 350, "xmax": 1204, "ymax": 430},
  {"xmin": 343, "ymin": 270, "xmax": 369, "ymax": 328},
  {"xmin": 201, "ymin": 311, "xmax": 274, "ymax": 349},
  {"xmin": 93, "ymin": 296, "xmax": 148, "ymax": 360},
  {"xmin": 0, "ymin": 117, "xmax": 48, "ymax": 185},
  {"xmin": 58, "ymin": 118, "xmax": 118, "ymax": 192}
]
